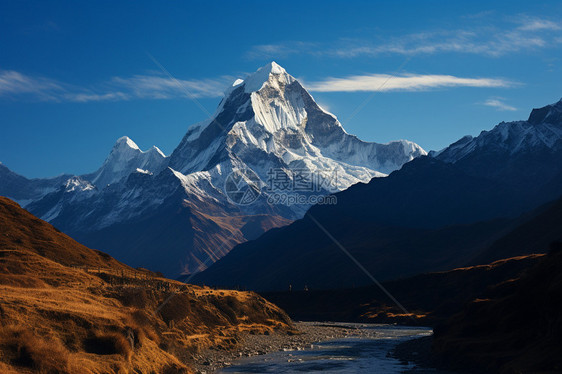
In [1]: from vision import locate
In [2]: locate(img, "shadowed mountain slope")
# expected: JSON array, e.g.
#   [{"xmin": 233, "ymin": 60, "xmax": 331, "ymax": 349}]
[
  {"xmin": 433, "ymin": 244, "xmax": 562, "ymax": 373},
  {"xmin": 194, "ymin": 99, "xmax": 562, "ymax": 291}
]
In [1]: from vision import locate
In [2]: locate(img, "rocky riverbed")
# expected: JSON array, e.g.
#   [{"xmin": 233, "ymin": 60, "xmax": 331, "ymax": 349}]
[{"xmin": 191, "ymin": 322, "xmax": 381, "ymax": 373}]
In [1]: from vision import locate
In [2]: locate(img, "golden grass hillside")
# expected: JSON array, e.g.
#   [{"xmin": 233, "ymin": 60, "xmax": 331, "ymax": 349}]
[{"xmin": 0, "ymin": 197, "xmax": 293, "ymax": 374}]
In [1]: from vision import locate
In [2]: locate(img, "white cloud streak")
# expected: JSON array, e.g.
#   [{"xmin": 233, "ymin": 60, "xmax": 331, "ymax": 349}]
[
  {"xmin": 0, "ymin": 69, "xmax": 234, "ymax": 103},
  {"xmin": 0, "ymin": 70, "xmax": 64, "ymax": 99},
  {"xmin": 306, "ymin": 73, "xmax": 514, "ymax": 93},
  {"xmin": 247, "ymin": 15, "xmax": 561, "ymax": 59},
  {"xmin": 482, "ymin": 97, "xmax": 517, "ymax": 111},
  {"xmin": 515, "ymin": 16, "xmax": 561, "ymax": 31},
  {"xmin": 109, "ymin": 74, "xmax": 232, "ymax": 100},
  {"xmin": 1, "ymin": 69, "xmax": 516, "ymax": 103}
]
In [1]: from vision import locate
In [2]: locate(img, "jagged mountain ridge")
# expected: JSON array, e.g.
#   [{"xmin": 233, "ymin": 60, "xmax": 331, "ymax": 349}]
[
  {"xmin": 0, "ymin": 62, "xmax": 424, "ymax": 276},
  {"xmin": 84, "ymin": 136, "xmax": 168, "ymax": 188},
  {"xmin": 435, "ymin": 99, "xmax": 562, "ymax": 163},
  {"xmin": 193, "ymin": 98, "xmax": 562, "ymax": 291},
  {"xmin": 170, "ymin": 62, "xmax": 423, "ymax": 179},
  {"xmin": 166, "ymin": 62, "xmax": 425, "ymax": 217},
  {"xmin": 0, "ymin": 162, "xmax": 72, "ymax": 206},
  {"xmin": 432, "ymin": 98, "xmax": 562, "ymax": 190}
]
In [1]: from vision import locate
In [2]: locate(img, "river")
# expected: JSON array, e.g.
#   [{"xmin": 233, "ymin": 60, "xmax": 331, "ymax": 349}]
[{"xmin": 220, "ymin": 324, "xmax": 454, "ymax": 373}]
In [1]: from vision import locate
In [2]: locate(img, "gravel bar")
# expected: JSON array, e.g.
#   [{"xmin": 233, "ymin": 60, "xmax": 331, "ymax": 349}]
[{"xmin": 192, "ymin": 321, "xmax": 381, "ymax": 373}]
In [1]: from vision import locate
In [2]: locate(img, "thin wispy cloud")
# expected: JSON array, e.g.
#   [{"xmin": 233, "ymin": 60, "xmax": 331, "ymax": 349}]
[
  {"xmin": 0, "ymin": 70, "xmax": 64, "ymax": 100},
  {"xmin": 482, "ymin": 97, "xmax": 517, "ymax": 111},
  {"xmin": 109, "ymin": 74, "xmax": 233, "ymax": 100},
  {"xmin": 65, "ymin": 92, "xmax": 130, "ymax": 103},
  {"xmin": 0, "ymin": 69, "xmax": 234, "ymax": 103},
  {"xmin": 306, "ymin": 73, "xmax": 514, "ymax": 93},
  {"xmin": 515, "ymin": 16, "xmax": 561, "ymax": 31},
  {"xmin": 247, "ymin": 15, "xmax": 561, "ymax": 59}
]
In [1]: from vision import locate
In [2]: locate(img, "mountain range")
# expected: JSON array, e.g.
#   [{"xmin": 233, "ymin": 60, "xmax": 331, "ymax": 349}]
[
  {"xmin": 261, "ymin": 190, "xmax": 562, "ymax": 323},
  {"xmin": 193, "ymin": 99, "xmax": 562, "ymax": 291},
  {"xmin": 2, "ymin": 62, "xmax": 561, "ymax": 374},
  {"xmin": 0, "ymin": 62, "xmax": 424, "ymax": 277}
]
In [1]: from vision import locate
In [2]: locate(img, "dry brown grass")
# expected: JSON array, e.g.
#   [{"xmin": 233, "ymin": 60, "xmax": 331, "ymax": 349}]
[
  {"xmin": 0, "ymin": 272, "xmax": 201, "ymax": 374},
  {"xmin": 0, "ymin": 197, "xmax": 293, "ymax": 373},
  {"xmin": 0, "ymin": 197, "xmax": 131, "ymax": 271},
  {"xmin": 0, "ymin": 326, "xmax": 71, "ymax": 373},
  {"xmin": 83, "ymin": 331, "xmax": 132, "ymax": 358}
]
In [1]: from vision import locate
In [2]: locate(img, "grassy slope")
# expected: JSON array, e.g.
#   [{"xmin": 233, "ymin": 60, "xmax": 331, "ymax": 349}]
[
  {"xmin": 433, "ymin": 244, "xmax": 562, "ymax": 373},
  {"xmin": 262, "ymin": 254, "xmax": 544, "ymax": 325},
  {"xmin": 0, "ymin": 197, "xmax": 293, "ymax": 374}
]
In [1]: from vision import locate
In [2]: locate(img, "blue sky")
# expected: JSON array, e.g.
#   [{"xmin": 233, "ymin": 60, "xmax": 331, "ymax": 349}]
[{"xmin": 1, "ymin": 0, "xmax": 561, "ymax": 177}]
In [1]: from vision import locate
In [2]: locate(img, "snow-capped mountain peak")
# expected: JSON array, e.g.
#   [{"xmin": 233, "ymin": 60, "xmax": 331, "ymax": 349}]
[
  {"xmin": 433, "ymin": 99, "xmax": 562, "ymax": 163},
  {"xmin": 168, "ymin": 62, "xmax": 425, "ymax": 216},
  {"xmin": 241, "ymin": 61, "xmax": 294, "ymax": 93},
  {"xmin": 115, "ymin": 135, "xmax": 140, "ymax": 150},
  {"xmin": 85, "ymin": 136, "xmax": 168, "ymax": 188},
  {"xmin": 111, "ymin": 136, "xmax": 165, "ymax": 157}
]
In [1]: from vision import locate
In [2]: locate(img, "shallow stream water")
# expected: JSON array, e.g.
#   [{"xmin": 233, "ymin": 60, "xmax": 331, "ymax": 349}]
[{"xmin": 220, "ymin": 324, "xmax": 454, "ymax": 373}]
